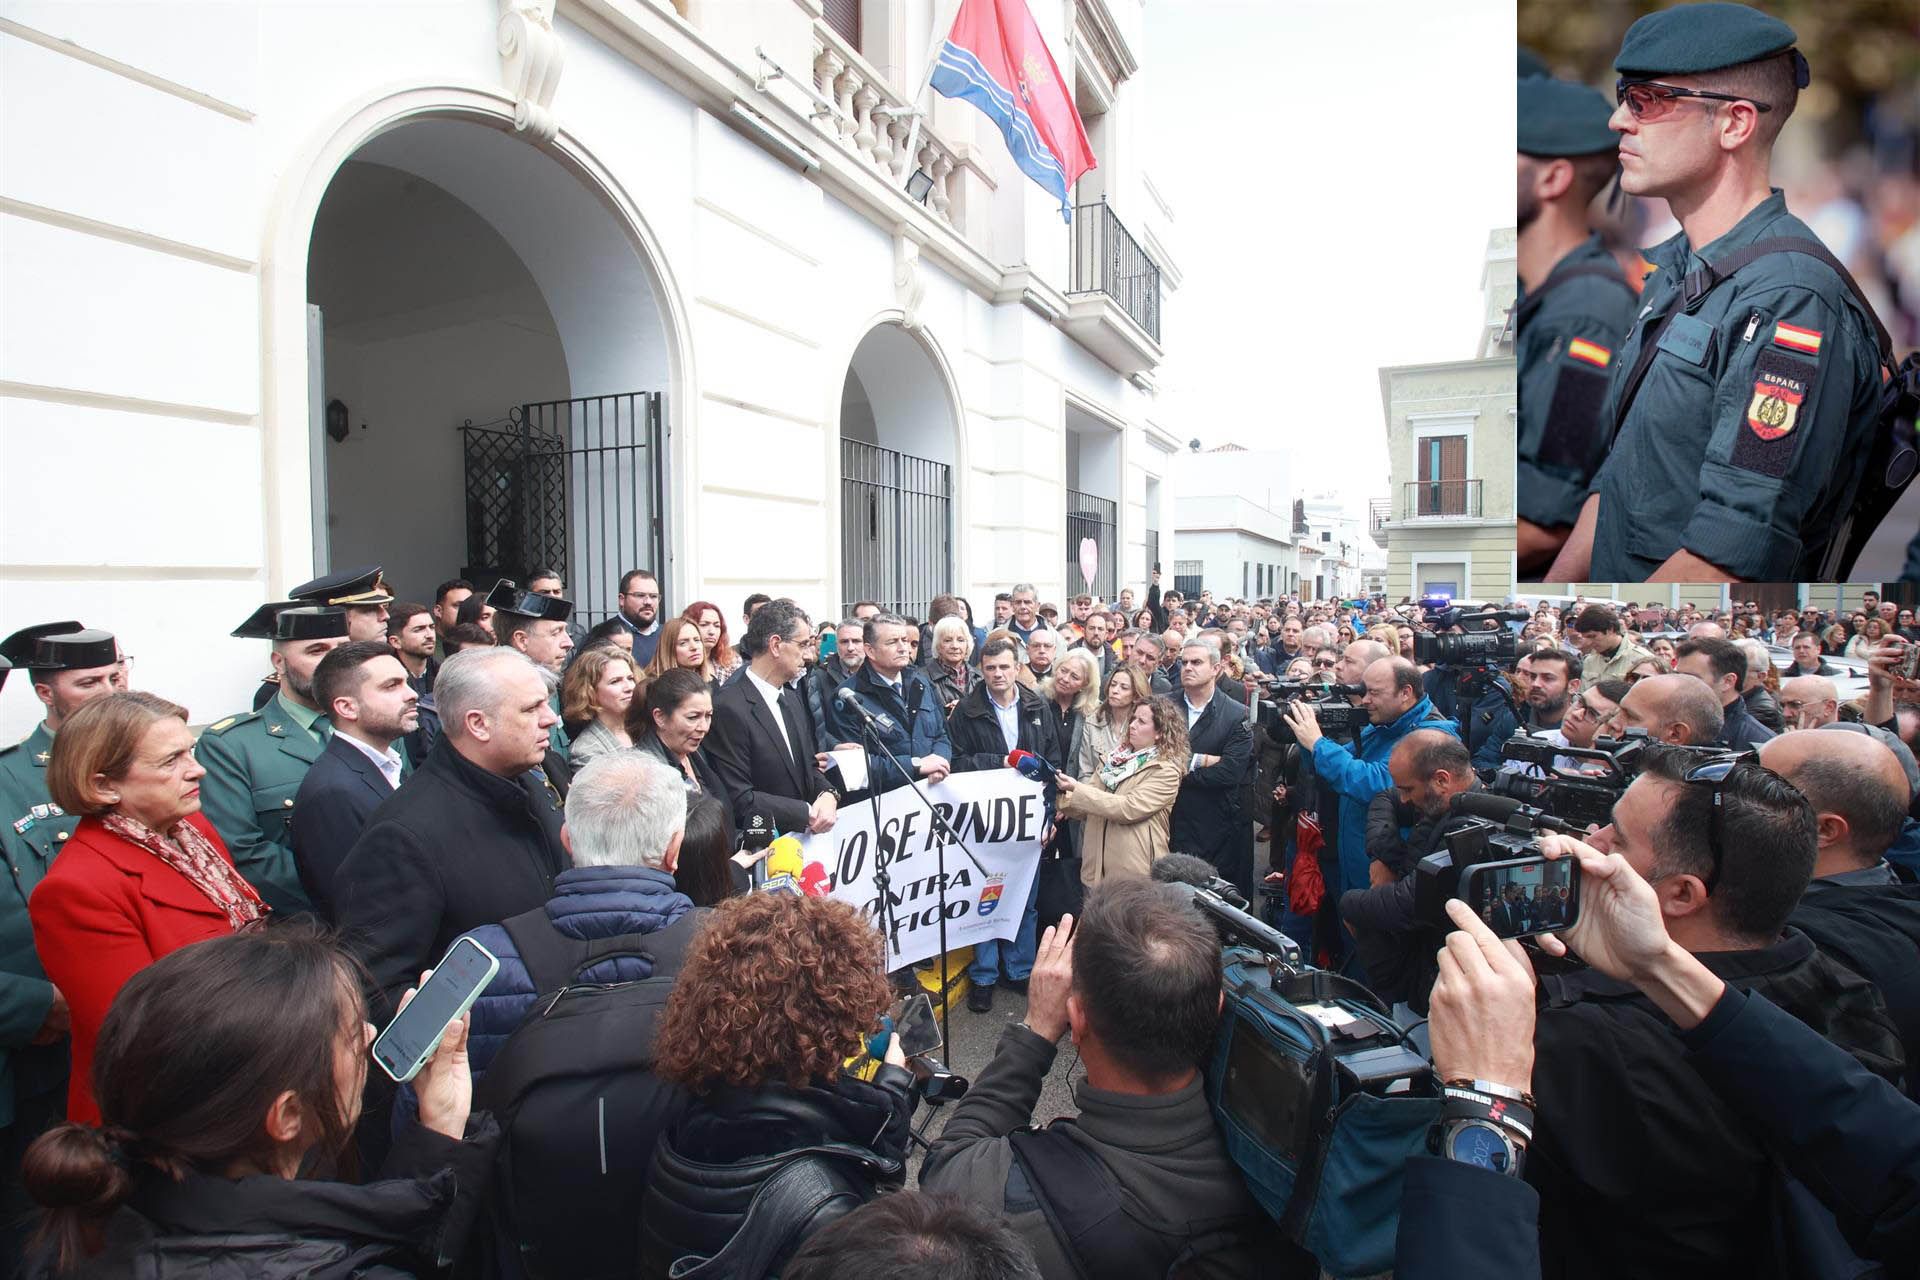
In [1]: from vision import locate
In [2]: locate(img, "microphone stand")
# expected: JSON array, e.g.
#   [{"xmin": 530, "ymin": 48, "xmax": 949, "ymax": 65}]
[{"xmin": 844, "ymin": 687, "xmax": 991, "ymax": 1052}]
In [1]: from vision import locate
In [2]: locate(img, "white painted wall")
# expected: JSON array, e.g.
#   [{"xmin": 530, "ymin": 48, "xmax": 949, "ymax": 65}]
[{"xmin": 0, "ymin": 0, "xmax": 1176, "ymax": 739}]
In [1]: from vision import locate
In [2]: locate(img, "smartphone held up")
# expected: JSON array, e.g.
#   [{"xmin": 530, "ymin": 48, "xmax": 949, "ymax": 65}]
[
  {"xmin": 1460, "ymin": 855, "xmax": 1581, "ymax": 941},
  {"xmin": 371, "ymin": 937, "xmax": 498, "ymax": 1083}
]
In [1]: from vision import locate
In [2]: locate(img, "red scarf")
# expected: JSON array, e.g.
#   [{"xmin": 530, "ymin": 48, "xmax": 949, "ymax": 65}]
[{"xmin": 101, "ymin": 814, "xmax": 270, "ymax": 931}]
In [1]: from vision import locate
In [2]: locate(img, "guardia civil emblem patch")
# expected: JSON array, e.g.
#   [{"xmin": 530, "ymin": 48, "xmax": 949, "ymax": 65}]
[{"xmin": 1745, "ymin": 368, "xmax": 1805, "ymax": 442}]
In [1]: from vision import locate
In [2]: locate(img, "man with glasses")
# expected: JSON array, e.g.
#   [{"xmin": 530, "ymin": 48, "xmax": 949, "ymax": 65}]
[
  {"xmin": 1544, "ymin": 5, "xmax": 1886, "ymax": 585},
  {"xmin": 1515, "ymin": 76, "xmax": 1637, "ymax": 577},
  {"xmin": 616, "ymin": 569, "xmax": 663, "ymax": 664},
  {"xmin": 707, "ymin": 600, "xmax": 840, "ymax": 837},
  {"xmin": 1531, "ymin": 746, "xmax": 1904, "ymax": 1276}
]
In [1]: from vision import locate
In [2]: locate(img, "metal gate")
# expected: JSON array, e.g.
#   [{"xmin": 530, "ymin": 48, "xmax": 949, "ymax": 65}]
[
  {"xmin": 1066, "ymin": 489, "xmax": 1117, "ymax": 600},
  {"xmin": 462, "ymin": 392, "xmax": 666, "ymax": 628},
  {"xmin": 841, "ymin": 439, "xmax": 952, "ymax": 617}
]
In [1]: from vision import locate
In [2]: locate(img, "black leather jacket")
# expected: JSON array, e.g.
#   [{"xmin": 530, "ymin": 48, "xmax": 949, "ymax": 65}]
[{"xmin": 639, "ymin": 1066, "xmax": 913, "ymax": 1278}]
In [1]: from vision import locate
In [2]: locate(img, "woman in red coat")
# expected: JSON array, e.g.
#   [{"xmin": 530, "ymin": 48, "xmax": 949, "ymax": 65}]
[{"xmin": 30, "ymin": 691, "xmax": 268, "ymax": 1124}]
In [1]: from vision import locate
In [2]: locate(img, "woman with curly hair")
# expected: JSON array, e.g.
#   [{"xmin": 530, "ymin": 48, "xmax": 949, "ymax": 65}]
[
  {"xmin": 559, "ymin": 645, "xmax": 638, "ymax": 766},
  {"xmin": 639, "ymin": 893, "xmax": 912, "ymax": 1278},
  {"xmin": 1056, "ymin": 696, "xmax": 1190, "ymax": 885},
  {"xmin": 683, "ymin": 601, "xmax": 739, "ymax": 682}
]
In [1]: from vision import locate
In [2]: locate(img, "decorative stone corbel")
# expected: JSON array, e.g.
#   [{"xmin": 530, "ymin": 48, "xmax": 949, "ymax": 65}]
[
  {"xmin": 894, "ymin": 232, "xmax": 926, "ymax": 332},
  {"xmin": 498, "ymin": 0, "xmax": 565, "ymax": 143}
]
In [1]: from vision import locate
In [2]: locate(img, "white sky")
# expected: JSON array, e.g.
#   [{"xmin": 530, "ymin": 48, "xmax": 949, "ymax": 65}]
[{"xmin": 1143, "ymin": 0, "xmax": 1515, "ymax": 520}]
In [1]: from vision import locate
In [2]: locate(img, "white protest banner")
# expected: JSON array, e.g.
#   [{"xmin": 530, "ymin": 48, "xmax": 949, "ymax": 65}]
[{"xmin": 790, "ymin": 770, "xmax": 1047, "ymax": 969}]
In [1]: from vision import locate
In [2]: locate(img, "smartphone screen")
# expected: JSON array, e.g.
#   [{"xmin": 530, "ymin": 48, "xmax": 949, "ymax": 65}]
[
  {"xmin": 892, "ymin": 992, "xmax": 942, "ymax": 1057},
  {"xmin": 1459, "ymin": 855, "xmax": 1581, "ymax": 940},
  {"xmin": 371, "ymin": 937, "xmax": 499, "ymax": 1083}
]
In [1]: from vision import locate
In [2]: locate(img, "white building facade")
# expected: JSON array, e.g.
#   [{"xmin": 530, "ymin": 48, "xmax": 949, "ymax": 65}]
[
  {"xmin": 1170, "ymin": 445, "xmax": 1294, "ymax": 600},
  {"xmin": 0, "ymin": 0, "xmax": 1185, "ymax": 737}
]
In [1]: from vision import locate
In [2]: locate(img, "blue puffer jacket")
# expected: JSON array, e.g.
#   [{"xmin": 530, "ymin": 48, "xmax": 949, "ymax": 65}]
[
  {"xmin": 1311, "ymin": 696, "xmax": 1460, "ymax": 896},
  {"xmin": 457, "ymin": 864, "xmax": 694, "ymax": 1079}
]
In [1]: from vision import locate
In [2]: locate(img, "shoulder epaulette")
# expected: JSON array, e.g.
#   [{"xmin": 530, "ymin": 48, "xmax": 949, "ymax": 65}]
[{"xmin": 203, "ymin": 711, "xmax": 261, "ymax": 736}]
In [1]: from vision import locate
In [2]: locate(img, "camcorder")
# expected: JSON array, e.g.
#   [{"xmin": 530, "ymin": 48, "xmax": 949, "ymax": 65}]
[
  {"xmin": 1411, "ymin": 606, "xmax": 1527, "ymax": 702},
  {"xmin": 1259, "ymin": 679, "xmax": 1367, "ymax": 746}
]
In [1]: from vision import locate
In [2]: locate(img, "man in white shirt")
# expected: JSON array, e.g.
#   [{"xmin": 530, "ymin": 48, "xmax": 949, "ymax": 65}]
[{"xmin": 707, "ymin": 600, "xmax": 840, "ymax": 837}]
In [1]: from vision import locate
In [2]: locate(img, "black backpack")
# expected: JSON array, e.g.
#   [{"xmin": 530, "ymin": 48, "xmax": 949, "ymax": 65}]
[
  {"xmin": 1006, "ymin": 1126, "xmax": 1278, "ymax": 1280},
  {"xmin": 469, "ymin": 908, "xmax": 705, "ymax": 1280}
]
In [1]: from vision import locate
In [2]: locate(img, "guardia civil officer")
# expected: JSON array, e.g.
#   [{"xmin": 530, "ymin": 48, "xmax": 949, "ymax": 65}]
[
  {"xmin": 486, "ymin": 578, "xmax": 575, "ymax": 762},
  {"xmin": 1515, "ymin": 76, "xmax": 1638, "ymax": 578},
  {"xmin": 1545, "ymin": 3, "xmax": 1886, "ymax": 585},
  {"xmin": 0, "ymin": 625, "xmax": 123, "ymax": 1239},
  {"xmin": 197, "ymin": 605, "xmax": 351, "ymax": 911},
  {"xmin": 251, "ymin": 566, "xmax": 394, "ymax": 709}
]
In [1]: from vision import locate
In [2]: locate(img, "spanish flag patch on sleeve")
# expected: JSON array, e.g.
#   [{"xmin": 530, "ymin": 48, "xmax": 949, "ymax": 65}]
[
  {"xmin": 1773, "ymin": 322, "xmax": 1822, "ymax": 354},
  {"xmin": 1566, "ymin": 338, "xmax": 1612, "ymax": 368}
]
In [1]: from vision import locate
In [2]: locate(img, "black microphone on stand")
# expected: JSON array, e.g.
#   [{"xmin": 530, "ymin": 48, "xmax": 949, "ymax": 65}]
[{"xmin": 834, "ymin": 686, "xmax": 898, "ymax": 735}]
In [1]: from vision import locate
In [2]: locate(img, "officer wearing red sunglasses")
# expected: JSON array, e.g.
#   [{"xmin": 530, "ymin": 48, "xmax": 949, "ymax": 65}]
[{"xmin": 1544, "ymin": 3, "xmax": 1885, "ymax": 587}]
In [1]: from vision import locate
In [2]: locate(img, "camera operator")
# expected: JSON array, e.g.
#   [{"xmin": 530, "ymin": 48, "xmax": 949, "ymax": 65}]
[
  {"xmin": 1611, "ymin": 673, "xmax": 1724, "ymax": 746},
  {"xmin": 1760, "ymin": 730, "xmax": 1920, "ymax": 1100},
  {"xmin": 1283, "ymin": 657, "xmax": 1458, "ymax": 899},
  {"xmin": 1525, "ymin": 747, "xmax": 1903, "ymax": 1277},
  {"xmin": 1397, "ymin": 847, "xmax": 1920, "ymax": 1280},
  {"xmin": 1461, "ymin": 658, "xmax": 1522, "ymax": 776},
  {"xmin": 1340, "ymin": 730, "xmax": 1480, "ymax": 1011},
  {"xmin": 1674, "ymin": 637, "xmax": 1775, "ymax": 750},
  {"xmin": 920, "ymin": 881, "xmax": 1302, "ymax": 1279}
]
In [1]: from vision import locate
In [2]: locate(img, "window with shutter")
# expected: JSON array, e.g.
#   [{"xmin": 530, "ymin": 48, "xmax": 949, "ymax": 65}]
[{"xmin": 823, "ymin": 0, "xmax": 860, "ymax": 49}]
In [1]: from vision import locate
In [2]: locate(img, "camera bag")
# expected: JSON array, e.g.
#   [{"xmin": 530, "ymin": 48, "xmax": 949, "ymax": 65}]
[{"xmin": 1207, "ymin": 947, "xmax": 1440, "ymax": 1279}]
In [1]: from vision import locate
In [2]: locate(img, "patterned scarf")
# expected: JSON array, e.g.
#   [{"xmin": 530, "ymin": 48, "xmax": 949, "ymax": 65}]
[
  {"xmin": 1099, "ymin": 745, "xmax": 1159, "ymax": 792},
  {"xmin": 101, "ymin": 814, "xmax": 270, "ymax": 930}
]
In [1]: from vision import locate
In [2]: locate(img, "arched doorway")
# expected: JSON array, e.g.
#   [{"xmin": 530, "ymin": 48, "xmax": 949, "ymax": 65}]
[
  {"xmin": 303, "ymin": 117, "xmax": 674, "ymax": 623},
  {"xmin": 837, "ymin": 323, "xmax": 959, "ymax": 616}
]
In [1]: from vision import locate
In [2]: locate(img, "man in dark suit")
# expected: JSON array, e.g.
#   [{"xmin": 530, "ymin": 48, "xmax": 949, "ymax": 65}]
[
  {"xmin": 1170, "ymin": 640, "xmax": 1254, "ymax": 896},
  {"xmin": 706, "ymin": 600, "xmax": 839, "ymax": 838},
  {"xmin": 290, "ymin": 641, "xmax": 419, "ymax": 922},
  {"xmin": 335, "ymin": 647, "xmax": 567, "ymax": 1020}
]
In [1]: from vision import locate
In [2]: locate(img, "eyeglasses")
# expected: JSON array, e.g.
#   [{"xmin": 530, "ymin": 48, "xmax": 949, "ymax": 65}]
[
  {"xmin": 1616, "ymin": 79, "xmax": 1771, "ymax": 122},
  {"xmin": 1683, "ymin": 758, "xmax": 1740, "ymax": 893},
  {"xmin": 1313, "ymin": 658, "xmax": 1338, "ymax": 668}
]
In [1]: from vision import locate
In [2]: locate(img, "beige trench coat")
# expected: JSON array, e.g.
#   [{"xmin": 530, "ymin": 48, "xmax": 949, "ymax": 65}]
[{"xmin": 1058, "ymin": 757, "xmax": 1184, "ymax": 887}]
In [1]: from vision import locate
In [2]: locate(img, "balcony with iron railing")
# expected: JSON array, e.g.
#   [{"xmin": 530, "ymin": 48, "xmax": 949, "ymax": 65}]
[
  {"xmin": 1061, "ymin": 197, "xmax": 1164, "ymax": 376},
  {"xmin": 1402, "ymin": 479, "xmax": 1483, "ymax": 520}
]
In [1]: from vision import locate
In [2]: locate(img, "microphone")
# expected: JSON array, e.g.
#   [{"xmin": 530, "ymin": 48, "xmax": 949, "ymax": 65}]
[
  {"xmin": 1005, "ymin": 748, "xmax": 1061, "ymax": 783},
  {"xmin": 835, "ymin": 686, "xmax": 897, "ymax": 735},
  {"xmin": 760, "ymin": 834, "xmax": 831, "ymax": 897},
  {"xmin": 1152, "ymin": 855, "xmax": 1295, "ymax": 960},
  {"xmin": 1450, "ymin": 790, "xmax": 1580, "ymax": 834}
]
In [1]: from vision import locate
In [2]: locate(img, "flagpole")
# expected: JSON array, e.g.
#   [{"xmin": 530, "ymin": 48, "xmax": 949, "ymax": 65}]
[{"xmin": 900, "ymin": 0, "xmax": 961, "ymax": 193}]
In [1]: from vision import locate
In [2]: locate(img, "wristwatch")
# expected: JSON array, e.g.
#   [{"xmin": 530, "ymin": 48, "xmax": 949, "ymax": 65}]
[{"xmin": 1431, "ymin": 1116, "xmax": 1526, "ymax": 1177}]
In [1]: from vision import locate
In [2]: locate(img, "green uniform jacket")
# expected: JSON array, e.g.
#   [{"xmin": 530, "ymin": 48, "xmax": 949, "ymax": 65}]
[
  {"xmin": 1590, "ymin": 190, "xmax": 1883, "ymax": 580},
  {"xmin": 0, "ymin": 724, "xmax": 73, "ymax": 1128},
  {"xmin": 195, "ymin": 697, "xmax": 329, "ymax": 913},
  {"xmin": 1516, "ymin": 234, "xmax": 1638, "ymax": 530}
]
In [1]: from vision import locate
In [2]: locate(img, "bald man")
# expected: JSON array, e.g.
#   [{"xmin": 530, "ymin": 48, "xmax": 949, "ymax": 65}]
[
  {"xmin": 1779, "ymin": 675, "xmax": 1839, "ymax": 731},
  {"xmin": 1685, "ymin": 621, "xmax": 1727, "ymax": 641},
  {"xmin": 1613, "ymin": 674, "xmax": 1725, "ymax": 747},
  {"xmin": 1764, "ymin": 730, "xmax": 1920, "ymax": 1100}
]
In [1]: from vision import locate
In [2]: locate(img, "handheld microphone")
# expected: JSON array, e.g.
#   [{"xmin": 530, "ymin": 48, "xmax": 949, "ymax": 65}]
[
  {"xmin": 760, "ymin": 834, "xmax": 831, "ymax": 896},
  {"xmin": 1450, "ymin": 790, "xmax": 1580, "ymax": 835},
  {"xmin": 1005, "ymin": 748, "xmax": 1061, "ymax": 783},
  {"xmin": 835, "ymin": 685, "xmax": 898, "ymax": 735}
]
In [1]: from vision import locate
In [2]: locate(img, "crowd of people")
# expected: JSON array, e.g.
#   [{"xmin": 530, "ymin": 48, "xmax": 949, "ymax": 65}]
[{"xmin": 0, "ymin": 565, "xmax": 1918, "ymax": 1277}]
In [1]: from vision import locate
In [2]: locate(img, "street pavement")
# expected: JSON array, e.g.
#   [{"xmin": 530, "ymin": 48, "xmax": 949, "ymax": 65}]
[{"xmin": 903, "ymin": 984, "xmax": 1082, "ymax": 1182}]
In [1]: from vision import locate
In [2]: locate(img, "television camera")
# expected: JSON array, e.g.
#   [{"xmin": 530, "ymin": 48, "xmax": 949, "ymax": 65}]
[{"xmin": 1258, "ymin": 678, "xmax": 1368, "ymax": 746}]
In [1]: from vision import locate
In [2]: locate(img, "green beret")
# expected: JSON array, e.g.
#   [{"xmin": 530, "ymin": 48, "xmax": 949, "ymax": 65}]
[
  {"xmin": 1615, "ymin": 2, "xmax": 1796, "ymax": 77},
  {"xmin": 1518, "ymin": 78, "xmax": 1619, "ymax": 157},
  {"xmin": 1518, "ymin": 47, "xmax": 1550, "ymax": 79}
]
